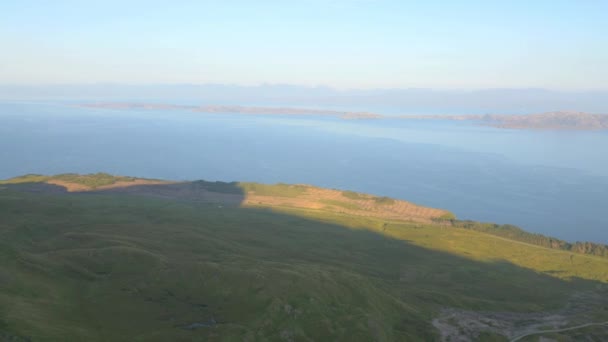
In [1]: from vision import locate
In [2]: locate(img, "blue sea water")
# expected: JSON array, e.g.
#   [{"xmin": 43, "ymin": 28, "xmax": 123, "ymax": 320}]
[{"xmin": 1, "ymin": 101, "xmax": 607, "ymax": 243}]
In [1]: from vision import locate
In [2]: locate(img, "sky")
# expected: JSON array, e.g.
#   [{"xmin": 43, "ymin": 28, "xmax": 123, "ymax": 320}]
[{"xmin": 1, "ymin": 0, "xmax": 607, "ymax": 90}]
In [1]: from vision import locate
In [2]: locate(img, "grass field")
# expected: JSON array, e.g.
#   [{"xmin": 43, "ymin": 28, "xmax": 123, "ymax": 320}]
[{"xmin": 1, "ymin": 175, "xmax": 607, "ymax": 341}]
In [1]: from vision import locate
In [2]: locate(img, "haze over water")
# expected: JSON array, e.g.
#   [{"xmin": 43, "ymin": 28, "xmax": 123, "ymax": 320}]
[{"xmin": 2, "ymin": 101, "xmax": 607, "ymax": 244}]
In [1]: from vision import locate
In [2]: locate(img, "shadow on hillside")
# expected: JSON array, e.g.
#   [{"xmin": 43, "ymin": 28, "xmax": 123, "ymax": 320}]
[
  {"xmin": 2, "ymin": 180, "xmax": 607, "ymax": 340},
  {"xmin": 4, "ymin": 182, "xmax": 76, "ymax": 194},
  {"xmin": 92, "ymin": 180, "xmax": 248, "ymax": 205},
  {"xmin": 5, "ymin": 180, "xmax": 248, "ymax": 205},
  {"xmin": 5, "ymin": 180, "xmax": 605, "ymax": 291}
]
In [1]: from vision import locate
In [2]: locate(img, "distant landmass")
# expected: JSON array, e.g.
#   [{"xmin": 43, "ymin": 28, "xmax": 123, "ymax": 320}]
[
  {"xmin": 81, "ymin": 103, "xmax": 608, "ymax": 130},
  {"xmin": 400, "ymin": 111, "xmax": 608, "ymax": 130},
  {"xmin": 79, "ymin": 102, "xmax": 383, "ymax": 119},
  {"xmin": 481, "ymin": 111, "xmax": 608, "ymax": 130}
]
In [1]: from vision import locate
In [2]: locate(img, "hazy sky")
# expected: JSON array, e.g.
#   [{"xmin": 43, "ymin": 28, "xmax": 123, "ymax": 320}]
[{"xmin": 1, "ymin": 0, "xmax": 606, "ymax": 89}]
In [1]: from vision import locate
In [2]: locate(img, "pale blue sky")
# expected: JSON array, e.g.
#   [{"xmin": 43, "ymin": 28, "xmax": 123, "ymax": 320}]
[{"xmin": 1, "ymin": 0, "xmax": 606, "ymax": 89}]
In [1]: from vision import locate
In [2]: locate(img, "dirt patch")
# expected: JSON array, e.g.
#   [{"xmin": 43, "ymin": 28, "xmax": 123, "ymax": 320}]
[
  {"xmin": 432, "ymin": 291, "xmax": 608, "ymax": 341},
  {"xmin": 243, "ymin": 187, "xmax": 450, "ymax": 222}
]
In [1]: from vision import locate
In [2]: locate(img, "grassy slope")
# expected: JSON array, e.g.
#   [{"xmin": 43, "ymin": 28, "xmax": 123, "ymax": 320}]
[
  {"xmin": 1, "ymin": 185, "xmax": 608, "ymax": 341},
  {"xmin": 0, "ymin": 174, "xmax": 608, "ymax": 341}
]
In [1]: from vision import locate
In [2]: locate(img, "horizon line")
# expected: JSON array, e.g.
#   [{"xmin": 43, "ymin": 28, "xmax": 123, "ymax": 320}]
[{"xmin": 1, "ymin": 83, "xmax": 607, "ymax": 93}]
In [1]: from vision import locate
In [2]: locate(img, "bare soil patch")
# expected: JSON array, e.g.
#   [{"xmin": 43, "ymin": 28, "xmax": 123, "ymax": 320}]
[
  {"xmin": 432, "ymin": 291, "xmax": 608, "ymax": 341},
  {"xmin": 243, "ymin": 186, "xmax": 450, "ymax": 222}
]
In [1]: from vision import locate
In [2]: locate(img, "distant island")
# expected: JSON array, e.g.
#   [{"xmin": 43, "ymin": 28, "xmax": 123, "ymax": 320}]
[
  {"xmin": 487, "ymin": 111, "xmax": 608, "ymax": 130},
  {"xmin": 79, "ymin": 103, "xmax": 608, "ymax": 131},
  {"xmin": 79, "ymin": 102, "xmax": 383, "ymax": 119},
  {"xmin": 410, "ymin": 111, "xmax": 608, "ymax": 131}
]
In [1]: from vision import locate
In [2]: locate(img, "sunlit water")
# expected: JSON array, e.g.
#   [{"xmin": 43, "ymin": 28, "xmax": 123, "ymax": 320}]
[{"xmin": 1, "ymin": 101, "xmax": 607, "ymax": 243}]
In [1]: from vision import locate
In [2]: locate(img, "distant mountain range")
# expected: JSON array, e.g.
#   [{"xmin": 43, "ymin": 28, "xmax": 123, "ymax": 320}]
[
  {"xmin": 81, "ymin": 103, "xmax": 608, "ymax": 130},
  {"xmin": 3, "ymin": 84, "xmax": 608, "ymax": 113}
]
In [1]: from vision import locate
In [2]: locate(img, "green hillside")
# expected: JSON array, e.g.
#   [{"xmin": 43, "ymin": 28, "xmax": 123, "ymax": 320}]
[{"xmin": 1, "ymin": 175, "xmax": 607, "ymax": 341}]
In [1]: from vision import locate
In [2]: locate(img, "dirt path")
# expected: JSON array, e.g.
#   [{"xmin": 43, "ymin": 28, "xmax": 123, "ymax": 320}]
[{"xmin": 509, "ymin": 321, "xmax": 608, "ymax": 341}]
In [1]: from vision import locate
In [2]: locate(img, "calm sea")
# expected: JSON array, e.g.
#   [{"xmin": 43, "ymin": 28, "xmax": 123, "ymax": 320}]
[{"xmin": 1, "ymin": 101, "xmax": 607, "ymax": 243}]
